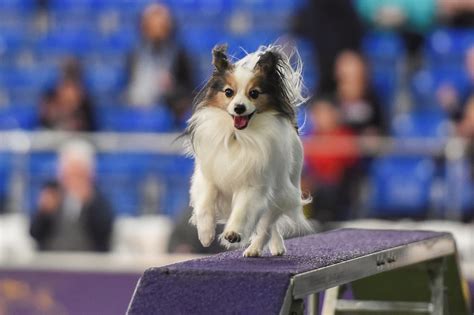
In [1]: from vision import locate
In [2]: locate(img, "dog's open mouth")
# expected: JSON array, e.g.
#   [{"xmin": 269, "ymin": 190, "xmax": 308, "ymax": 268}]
[{"xmin": 232, "ymin": 112, "xmax": 255, "ymax": 130}]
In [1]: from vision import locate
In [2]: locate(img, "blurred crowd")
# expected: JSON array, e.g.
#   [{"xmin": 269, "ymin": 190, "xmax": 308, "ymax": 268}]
[{"xmin": 0, "ymin": 0, "xmax": 474, "ymax": 254}]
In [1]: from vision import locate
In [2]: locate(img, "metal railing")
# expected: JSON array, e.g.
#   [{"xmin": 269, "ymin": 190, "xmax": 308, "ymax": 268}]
[{"xmin": 0, "ymin": 131, "xmax": 472, "ymax": 219}]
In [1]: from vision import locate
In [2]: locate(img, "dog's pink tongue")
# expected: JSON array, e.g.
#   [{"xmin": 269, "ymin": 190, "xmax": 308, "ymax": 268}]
[{"xmin": 234, "ymin": 116, "xmax": 250, "ymax": 130}]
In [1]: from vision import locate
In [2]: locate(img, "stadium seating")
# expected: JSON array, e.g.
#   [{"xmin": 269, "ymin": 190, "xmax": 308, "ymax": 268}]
[
  {"xmin": 411, "ymin": 68, "xmax": 469, "ymax": 107},
  {"xmin": 27, "ymin": 152, "xmax": 193, "ymax": 217},
  {"xmin": 425, "ymin": 28, "xmax": 474, "ymax": 68},
  {"xmin": 391, "ymin": 110, "xmax": 451, "ymax": 138},
  {"xmin": 95, "ymin": 106, "xmax": 174, "ymax": 132},
  {"xmin": 0, "ymin": 106, "xmax": 38, "ymax": 130},
  {"xmin": 369, "ymin": 157, "xmax": 435, "ymax": 218},
  {"xmin": 362, "ymin": 32, "xmax": 405, "ymax": 112},
  {"xmin": 0, "ymin": 0, "xmax": 473, "ymax": 220}
]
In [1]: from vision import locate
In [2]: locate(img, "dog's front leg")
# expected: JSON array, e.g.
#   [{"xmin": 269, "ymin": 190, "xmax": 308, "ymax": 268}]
[
  {"xmin": 191, "ymin": 170, "xmax": 217, "ymax": 247},
  {"xmin": 222, "ymin": 187, "xmax": 265, "ymax": 245}
]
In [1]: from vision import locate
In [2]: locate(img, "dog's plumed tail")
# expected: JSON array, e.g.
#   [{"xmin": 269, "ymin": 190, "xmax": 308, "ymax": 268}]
[{"xmin": 277, "ymin": 211, "xmax": 313, "ymax": 239}]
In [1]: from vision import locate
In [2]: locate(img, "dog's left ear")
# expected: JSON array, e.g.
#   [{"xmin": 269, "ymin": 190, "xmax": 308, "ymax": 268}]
[{"xmin": 255, "ymin": 50, "xmax": 279, "ymax": 75}]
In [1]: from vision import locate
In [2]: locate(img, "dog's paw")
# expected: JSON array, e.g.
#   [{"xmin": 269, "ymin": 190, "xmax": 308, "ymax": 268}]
[
  {"xmin": 269, "ymin": 242, "xmax": 286, "ymax": 256},
  {"xmin": 243, "ymin": 247, "xmax": 261, "ymax": 258},
  {"xmin": 223, "ymin": 231, "xmax": 241, "ymax": 243},
  {"xmin": 198, "ymin": 229, "xmax": 215, "ymax": 247}
]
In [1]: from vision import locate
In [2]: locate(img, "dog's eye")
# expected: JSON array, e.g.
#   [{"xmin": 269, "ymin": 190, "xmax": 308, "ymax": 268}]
[
  {"xmin": 224, "ymin": 88, "xmax": 234, "ymax": 98},
  {"xmin": 249, "ymin": 89, "xmax": 260, "ymax": 99}
]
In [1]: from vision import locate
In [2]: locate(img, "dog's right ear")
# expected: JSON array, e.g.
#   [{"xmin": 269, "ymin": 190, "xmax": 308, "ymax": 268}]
[{"xmin": 212, "ymin": 44, "xmax": 231, "ymax": 72}]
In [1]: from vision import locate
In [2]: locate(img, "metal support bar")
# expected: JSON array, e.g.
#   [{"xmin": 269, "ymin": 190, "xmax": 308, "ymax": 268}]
[
  {"xmin": 335, "ymin": 300, "xmax": 432, "ymax": 313},
  {"xmin": 307, "ymin": 293, "xmax": 320, "ymax": 315},
  {"xmin": 321, "ymin": 286, "xmax": 339, "ymax": 315},
  {"xmin": 429, "ymin": 259, "xmax": 446, "ymax": 315}
]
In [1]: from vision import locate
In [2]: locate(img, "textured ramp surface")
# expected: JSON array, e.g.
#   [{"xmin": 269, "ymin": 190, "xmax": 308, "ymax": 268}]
[{"xmin": 128, "ymin": 228, "xmax": 446, "ymax": 315}]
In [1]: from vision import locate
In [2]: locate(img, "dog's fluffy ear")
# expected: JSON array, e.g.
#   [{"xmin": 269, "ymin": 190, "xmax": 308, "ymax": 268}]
[
  {"xmin": 255, "ymin": 50, "xmax": 279, "ymax": 75},
  {"xmin": 212, "ymin": 44, "xmax": 231, "ymax": 72}
]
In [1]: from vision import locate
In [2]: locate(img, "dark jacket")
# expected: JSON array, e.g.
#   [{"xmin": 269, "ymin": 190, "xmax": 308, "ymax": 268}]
[
  {"xmin": 292, "ymin": 0, "xmax": 364, "ymax": 94},
  {"xmin": 30, "ymin": 186, "xmax": 114, "ymax": 252}
]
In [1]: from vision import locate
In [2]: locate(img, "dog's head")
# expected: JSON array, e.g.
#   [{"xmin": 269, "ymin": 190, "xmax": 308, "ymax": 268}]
[{"xmin": 193, "ymin": 44, "xmax": 305, "ymax": 130}]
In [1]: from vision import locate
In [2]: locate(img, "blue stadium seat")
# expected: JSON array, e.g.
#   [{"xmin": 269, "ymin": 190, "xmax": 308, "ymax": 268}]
[
  {"xmin": 425, "ymin": 28, "xmax": 474, "ymax": 67},
  {"xmin": 95, "ymin": 31, "xmax": 137, "ymax": 55},
  {"xmin": 411, "ymin": 68, "xmax": 469, "ymax": 106},
  {"xmin": 96, "ymin": 153, "xmax": 192, "ymax": 217},
  {"xmin": 0, "ymin": 65, "xmax": 57, "ymax": 90},
  {"xmin": 0, "ymin": 0, "xmax": 35, "ymax": 11},
  {"xmin": 84, "ymin": 66, "xmax": 126, "ymax": 95},
  {"xmin": 96, "ymin": 106, "xmax": 174, "ymax": 132},
  {"xmin": 96, "ymin": 153, "xmax": 154, "ymax": 216},
  {"xmin": 370, "ymin": 67, "xmax": 398, "ymax": 110},
  {"xmin": 363, "ymin": 32, "xmax": 405, "ymax": 62},
  {"xmin": 4, "ymin": 88, "xmax": 41, "ymax": 107},
  {"xmin": 0, "ymin": 106, "xmax": 38, "ymax": 130},
  {"xmin": 0, "ymin": 29, "xmax": 26, "ymax": 55},
  {"xmin": 370, "ymin": 157, "xmax": 435, "ymax": 218},
  {"xmin": 362, "ymin": 32, "xmax": 404, "ymax": 109},
  {"xmin": 36, "ymin": 30, "xmax": 94, "ymax": 56},
  {"xmin": 180, "ymin": 27, "xmax": 227, "ymax": 52},
  {"xmin": 150, "ymin": 154, "xmax": 193, "ymax": 217},
  {"xmin": 391, "ymin": 110, "xmax": 450, "ymax": 138}
]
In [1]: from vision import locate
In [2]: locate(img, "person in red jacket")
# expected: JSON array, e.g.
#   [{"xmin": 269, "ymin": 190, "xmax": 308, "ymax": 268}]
[{"xmin": 303, "ymin": 97, "xmax": 360, "ymax": 223}]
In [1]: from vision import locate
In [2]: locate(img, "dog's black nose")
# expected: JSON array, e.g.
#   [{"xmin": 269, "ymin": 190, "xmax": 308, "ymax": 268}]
[{"xmin": 234, "ymin": 104, "xmax": 246, "ymax": 115}]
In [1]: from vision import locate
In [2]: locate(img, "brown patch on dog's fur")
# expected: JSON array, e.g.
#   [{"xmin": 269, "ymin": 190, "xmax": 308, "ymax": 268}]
[
  {"xmin": 204, "ymin": 73, "xmax": 237, "ymax": 110},
  {"xmin": 245, "ymin": 75, "xmax": 272, "ymax": 113}
]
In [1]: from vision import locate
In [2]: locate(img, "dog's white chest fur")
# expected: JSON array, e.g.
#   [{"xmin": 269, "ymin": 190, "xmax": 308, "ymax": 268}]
[{"xmin": 190, "ymin": 107, "xmax": 294, "ymax": 194}]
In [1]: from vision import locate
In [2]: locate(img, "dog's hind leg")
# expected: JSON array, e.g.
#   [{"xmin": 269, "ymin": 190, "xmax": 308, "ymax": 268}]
[
  {"xmin": 242, "ymin": 211, "xmax": 280, "ymax": 257},
  {"xmin": 268, "ymin": 225, "xmax": 286, "ymax": 256}
]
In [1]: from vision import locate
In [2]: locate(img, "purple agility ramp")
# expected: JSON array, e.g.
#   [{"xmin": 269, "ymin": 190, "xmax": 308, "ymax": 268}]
[{"xmin": 127, "ymin": 228, "xmax": 470, "ymax": 314}]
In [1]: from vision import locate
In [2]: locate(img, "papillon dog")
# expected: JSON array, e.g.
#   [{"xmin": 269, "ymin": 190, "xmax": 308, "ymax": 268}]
[{"xmin": 185, "ymin": 44, "xmax": 311, "ymax": 257}]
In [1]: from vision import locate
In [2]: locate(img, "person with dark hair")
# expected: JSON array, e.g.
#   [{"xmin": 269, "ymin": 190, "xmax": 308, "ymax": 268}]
[
  {"xmin": 334, "ymin": 50, "xmax": 386, "ymax": 135},
  {"xmin": 39, "ymin": 58, "xmax": 96, "ymax": 131},
  {"xmin": 291, "ymin": 0, "xmax": 364, "ymax": 94},
  {"xmin": 30, "ymin": 141, "xmax": 114, "ymax": 252},
  {"xmin": 126, "ymin": 3, "xmax": 194, "ymax": 122}
]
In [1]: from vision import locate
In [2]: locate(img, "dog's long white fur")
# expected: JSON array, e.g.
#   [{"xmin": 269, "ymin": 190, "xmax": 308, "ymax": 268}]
[{"xmin": 187, "ymin": 45, "xmax": 312, "ymax": 257}]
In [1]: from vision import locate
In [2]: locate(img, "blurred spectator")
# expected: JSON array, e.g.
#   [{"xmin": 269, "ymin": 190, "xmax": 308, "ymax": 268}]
[
  {"xmin": 437, "ymin": 46, "xmax": 474, "ymax": 122},
  {"xmin": 127, "ymin": 3, "xmax": 194, "ymax": 121},
  {"xmin": 291, "ymin": 0, "xmax": 364, "ymax": 94},
  {"xmin": 303, "ymin": 97, "xmax": 360, "ymax": 222},
  {"xmin": 39, "ymin": 59, "xmax": 96, "ymax": 131},
  {"xmin": 457, "ymin": 95, "xmax": 474, "ymax": 138},
  {"xmin": 355, "ymin": 0, "xmax": 436, "ymax": 57},
  {"xmin": 168, "ymin": 207, "xmax": 225, "ymax": 254},
  {"xmin": 356, "ymin": 0, "xmax": 436, "ymax": 33},
  {"xmin": 438, "ymin": 0, "xmax": 474, "ymax": 27},
  {"xmin": 30, "ymin": 140, "xmax": 114, "ymax": 252},
  {"xmin": 334, "ymin": 51, "xmax": 386, "ymax": 135}
]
